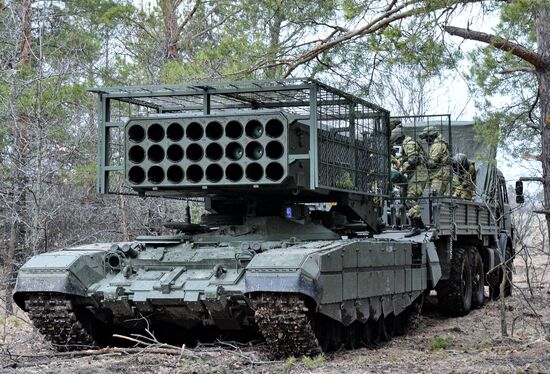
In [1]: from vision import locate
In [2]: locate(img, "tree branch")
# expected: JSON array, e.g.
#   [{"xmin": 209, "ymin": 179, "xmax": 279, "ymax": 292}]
[
  {"xmin": 498, "ymin": 67, "xmax": 537, "ymax": 74},
  {"xmin": 177, "ymin": 0, "xmax": 200, "ymax": 35},
  {"xmin": 385, "ymin": 0, "xmax": 398, "ymax": 12},
  {"xmin": 444, "ymin": 26, "xmax": 544, "ymax": 69},
  {"xmin": 277, "ymin": 0, "xmax": 483, "ymax": 77},
  {"xmin": 190, "ymin": 10, "xmax": 237, "ymax": 40},
  {"xmin": 521, "ymin": 152, "xmax": 542, "ymax": 161},
  {"xmin": 220, "ymin": 0, "xmax": 485, "ymax": 77}
]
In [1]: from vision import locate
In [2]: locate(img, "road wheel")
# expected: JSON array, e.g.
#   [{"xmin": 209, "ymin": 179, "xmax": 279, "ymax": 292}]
[
  {"xmin": 343, "ymin": 322, "xmax": 359, "ymax": 349},
  {"xmin": 361, "ymin": 319, "xmax": 378, "ymax": 346},
  {"xmin": 313, "ymin": 315, "xmax": 331, "ymax": 352},
  {"xmin": 379, "ymin": 314, "xmax": 395, "ymax": 342},
  {"xmin": 437, "ymin": 247, "xmax": 472, "ymax": 316},
  {"xmin": 395, "ymin": 295, "xmax": 423, "ymax": 336},
  {"xmin": 470, "ymin": 248, "xmax": 485, "ymax": 309},
  {"xmin": 327, "ymin": 321, "xmax": 343, "ymax": 351}
]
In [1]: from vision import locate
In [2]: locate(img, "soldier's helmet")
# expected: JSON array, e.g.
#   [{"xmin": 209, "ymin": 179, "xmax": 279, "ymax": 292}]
[
  {"xmin": 390, "ymin": 126, "xmax": 405, "ymax": 144},
  {"xmin": 419, "ymin": 128, "xmax": 440, "ymax": 141},
  {"xmin": 389, "ymin": 119, "xmax": 402, "ymax": 131},
  {"xmin": 452, "ymin": 153, "xmax": 468, "ymax": 171}
]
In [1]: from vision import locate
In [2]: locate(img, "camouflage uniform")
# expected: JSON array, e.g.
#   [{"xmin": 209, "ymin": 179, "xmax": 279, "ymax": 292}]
[
  {"xmin": 421, "ymin": 130, "xmax": 451, "ymax": 195},
  {"xmin": 391, "ymin": 126, "xmax": 427, "ymax": 236},
  {"xmin": 452, "ymin": 156, "xmax": 476, "ymax": 200},
  {"xmin": 401, "ymin": 136, "xmax": 428, "ymax": 219}
]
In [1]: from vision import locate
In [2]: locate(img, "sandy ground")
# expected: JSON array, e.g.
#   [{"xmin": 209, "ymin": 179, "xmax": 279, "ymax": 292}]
[{"xmin": 1, "ymin": 255, "xmax": 549, "ymax": 374}]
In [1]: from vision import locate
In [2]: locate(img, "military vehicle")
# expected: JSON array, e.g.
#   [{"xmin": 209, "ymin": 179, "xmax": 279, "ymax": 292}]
[{"xmin": 13, "ymin": 79, "xmax": 514, "ymax": 357}]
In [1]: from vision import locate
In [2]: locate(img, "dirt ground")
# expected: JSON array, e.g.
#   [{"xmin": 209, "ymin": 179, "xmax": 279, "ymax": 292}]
[{"xmin": 1, "ymin": 254, "xmax": 549, "ymax": 374}]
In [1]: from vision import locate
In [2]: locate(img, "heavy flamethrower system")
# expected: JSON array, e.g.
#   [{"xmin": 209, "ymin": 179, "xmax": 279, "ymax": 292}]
[
  {"xmin": 13, "ymin": 78, "xmax": 514, "ymax": 358},
  {"xmin": 90, "ymin": 78, "xmax": 390, "ymax": 232}
]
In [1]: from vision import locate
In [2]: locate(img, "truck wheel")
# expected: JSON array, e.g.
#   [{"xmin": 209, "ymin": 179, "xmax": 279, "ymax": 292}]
[
  {"xmin": 437, "ymin": 247, "xmax": 472, "ymax": 316},
  {"xmin": 470, "ymin": 248, "xmax": 485, "ymax": 309}
]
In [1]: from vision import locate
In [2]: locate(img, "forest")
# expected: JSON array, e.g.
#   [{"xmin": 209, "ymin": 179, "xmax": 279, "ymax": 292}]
[{"xmin": 0, "ymin": 0, "xmax": 549, "ymax": 372}]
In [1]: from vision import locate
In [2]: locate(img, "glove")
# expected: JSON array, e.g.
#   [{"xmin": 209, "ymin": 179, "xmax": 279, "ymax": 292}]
[{"xmin": 406, "ymin": 156, "xmax": 420, "ymax": 169}]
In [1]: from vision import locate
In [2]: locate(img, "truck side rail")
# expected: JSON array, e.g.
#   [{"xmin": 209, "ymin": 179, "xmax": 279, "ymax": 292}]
[{"xmin": 433, "ymin": 198, "xmax": 499, "ymax": 238}]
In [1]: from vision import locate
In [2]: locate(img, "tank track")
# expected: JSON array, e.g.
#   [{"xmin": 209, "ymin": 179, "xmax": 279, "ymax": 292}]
[
  {"xmin": 252, "ymin": 293, "xmax": 322, "ymax": 358},
  {"xmin": 25, "ymin": 294, "xmax": 97, "ymax": 352}
]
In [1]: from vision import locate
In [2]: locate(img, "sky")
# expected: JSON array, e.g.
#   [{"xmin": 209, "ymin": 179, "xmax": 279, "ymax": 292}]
[{"xmin": 427, "ymin": 8, "xmax": 541, "ymax": 192}]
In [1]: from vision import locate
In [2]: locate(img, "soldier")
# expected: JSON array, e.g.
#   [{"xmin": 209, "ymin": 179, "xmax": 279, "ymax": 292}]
[
  {"xmin": 452, "ymin": 153, "xmax": 476, "ymax": 200},
  {"xmin": 389, "ymin": 119, "xmax": 404, "ymax": 185},
  {"xmin": 390, "ymin": 126, "xmax": 428, "ymax": 237},
  {"xmin": 419, "ymin": 128, "xmax": 451, "ymax": 195}
]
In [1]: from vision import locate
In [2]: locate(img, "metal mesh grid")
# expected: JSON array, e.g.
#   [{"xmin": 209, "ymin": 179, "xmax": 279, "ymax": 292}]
[
  {"xmin": 112, "ymin": 88, "xmax": 314, "ymax": 115},
  {"xmin": 91, "ymin": 79, "xmax": 314, "ymax": 115},
  {"xmin": 90, "ymin": 78, "xmax": 308, "ymax": 95},
  {"xmin": 92, "ymin": 79, "xmax": 390, "ymax": 197},
  {"xmin": 316, "ymin": 85, "xmax": 389, "ymax": 195}
]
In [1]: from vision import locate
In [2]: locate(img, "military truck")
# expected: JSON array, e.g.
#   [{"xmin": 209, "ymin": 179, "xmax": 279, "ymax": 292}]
[{"xmin": 13, "ymin": 79, "xmax": 513, "ymax": 357}]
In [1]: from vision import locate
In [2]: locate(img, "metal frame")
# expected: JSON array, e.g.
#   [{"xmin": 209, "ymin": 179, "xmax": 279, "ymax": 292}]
[{"xmin": 89, "ymin": 78, "xmax": 390, "ymax": 196}]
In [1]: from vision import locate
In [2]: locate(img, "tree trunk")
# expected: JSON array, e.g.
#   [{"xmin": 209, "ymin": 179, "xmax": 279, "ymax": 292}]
[
  {"xmin": 4, "ymin": 0, "xmax": 33, "ymax": 314},
  {"xmin": 266, "ymin": 7, "xmax": 283, "ymax": 79},
  {"xmin": 535, "ymin": 8, "xmax": 550, "ymax": 237},
  {"xmin": 20, "ymin": 0, "xmax": 32, "ymax": 65},
  {"xmin": 160, "ymin": 0, "xmax": 181, "ymax": 61},
  {"xmin": 4, "ymin": 223, "xmax": 17, "ymax": 314}
]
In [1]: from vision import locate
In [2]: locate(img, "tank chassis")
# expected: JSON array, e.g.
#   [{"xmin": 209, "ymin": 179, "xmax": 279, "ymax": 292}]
[{"xmin": 12, "ymin": 79, "xmax": 510, "ymax": 357}]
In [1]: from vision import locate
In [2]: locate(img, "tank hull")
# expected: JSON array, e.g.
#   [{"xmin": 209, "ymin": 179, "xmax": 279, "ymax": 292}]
[{"xmin": 14, "ymin": 231, "xmax": 440, "ymax": 354}]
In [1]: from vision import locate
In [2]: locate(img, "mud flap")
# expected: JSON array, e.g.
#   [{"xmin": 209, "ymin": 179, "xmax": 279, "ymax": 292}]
[
  {"xmin": 485, "ymin": 246, "xmax": 503, "ymax": 287},
  {"xmin": 498, "ymin": 232, "xmax": 510, "ymax": 257},
  {"xmin": 426, "ymin": 242, "xmax": 442, "ymax": 288}
]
